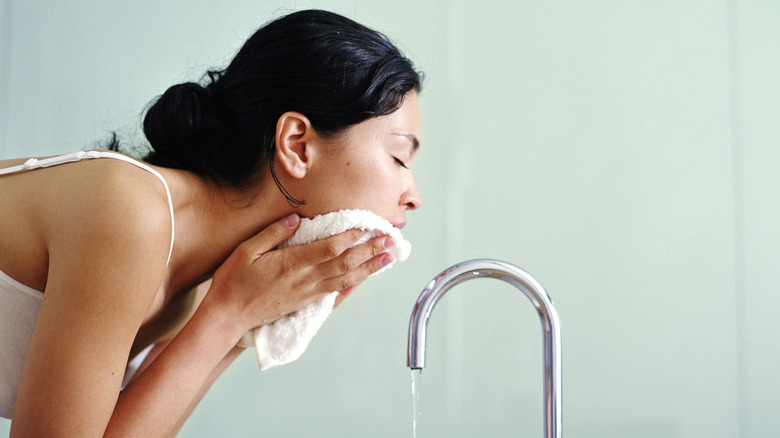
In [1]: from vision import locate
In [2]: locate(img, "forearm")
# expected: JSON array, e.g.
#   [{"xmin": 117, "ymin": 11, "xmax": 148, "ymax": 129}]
[
  {"xmin": 106, "ymin": 300, "xmax": 247, "ymax": 437},
  {"xmin": 168, "ymin": 345, "xmax": 245, "ymax": 437}
]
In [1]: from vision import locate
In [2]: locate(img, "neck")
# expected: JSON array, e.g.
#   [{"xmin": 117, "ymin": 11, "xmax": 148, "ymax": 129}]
[{"xmin": 160, "ymin": 168, "xmax": 297, "ymax": 294}]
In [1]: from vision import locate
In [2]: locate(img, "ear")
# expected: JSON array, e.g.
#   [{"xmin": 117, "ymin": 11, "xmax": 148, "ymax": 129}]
[{"xmin": 274, "ymin": 112, "xmax": 316, "ymax": 179}]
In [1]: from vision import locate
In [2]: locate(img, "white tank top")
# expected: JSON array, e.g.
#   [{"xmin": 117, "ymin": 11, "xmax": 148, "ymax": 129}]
[{"xmin": 0, "ymin": 150, "xmax": 175, "ymax": 419}]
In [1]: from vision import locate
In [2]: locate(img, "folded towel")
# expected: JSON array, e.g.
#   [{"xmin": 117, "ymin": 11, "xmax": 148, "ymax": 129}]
[{"xmin": 237, "ymin": 209, "xmax": 411, "ymax": 370}]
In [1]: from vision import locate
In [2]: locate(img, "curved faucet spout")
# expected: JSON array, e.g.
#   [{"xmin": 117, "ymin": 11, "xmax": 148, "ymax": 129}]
[{"xmin": 407, "ymin": 259, "xmax": 561, "ymax": 438}]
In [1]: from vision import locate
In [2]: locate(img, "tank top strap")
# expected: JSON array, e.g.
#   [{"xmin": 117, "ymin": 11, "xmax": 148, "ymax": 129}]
[{"xmin": 0, "ymin": 151, "xmax": 175, "ymax": 264}]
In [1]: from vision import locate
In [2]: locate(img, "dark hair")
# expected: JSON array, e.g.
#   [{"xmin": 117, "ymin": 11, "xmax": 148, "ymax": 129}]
[{"xmin": 139, "ymin": 9, "xmax": 422, "ymax": 205}]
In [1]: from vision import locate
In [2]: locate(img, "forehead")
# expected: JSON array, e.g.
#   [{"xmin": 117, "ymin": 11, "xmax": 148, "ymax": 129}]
[
  {"xmin": 394, "ymin": 92, "xmax": 421, "ymax": 134},
  {"xmin": 333, "ymin": 92, "xmax": 421, "ymax": 148},
  {"xmin": 368, "ymin": 92, "xmax": 422, "ymax": 137}
]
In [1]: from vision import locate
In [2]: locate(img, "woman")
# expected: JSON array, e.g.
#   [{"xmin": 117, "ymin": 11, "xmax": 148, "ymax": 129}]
[{"xmin": 0, "ymin": 9, "xmax": 422, "ymax": 436}]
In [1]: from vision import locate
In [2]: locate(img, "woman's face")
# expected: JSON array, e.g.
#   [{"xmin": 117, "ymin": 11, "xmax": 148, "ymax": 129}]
[{"xmin": 300, "ymin": 92, "xmax": 423, "ymax": 228}]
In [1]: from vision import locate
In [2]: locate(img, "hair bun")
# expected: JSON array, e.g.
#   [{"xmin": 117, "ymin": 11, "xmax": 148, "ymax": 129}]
[{"xmin": 143, "ymin": 82, "xmax": 227, "ymax": 176}]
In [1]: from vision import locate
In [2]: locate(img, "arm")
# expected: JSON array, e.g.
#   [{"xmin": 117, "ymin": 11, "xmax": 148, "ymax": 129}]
[
  {"xmin": 170, "ymin": 345, "xmax": 245, "ymax": 436},
  {"xmin": 11, "ymin": 175, "xmax": 174, "ymax": 436},
  {"xmin": 120, "ymin": 336, "xmax": 246, "ymax": 438},
  {"xmin": 108, "ymin": 214, "xmax": 393, "ymax": 436}
]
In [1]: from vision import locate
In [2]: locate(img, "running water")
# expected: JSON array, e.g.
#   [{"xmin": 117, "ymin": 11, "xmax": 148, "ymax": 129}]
[{"xmin": 411, "ymin": 369, "xmax": 422, "ymax": 438}]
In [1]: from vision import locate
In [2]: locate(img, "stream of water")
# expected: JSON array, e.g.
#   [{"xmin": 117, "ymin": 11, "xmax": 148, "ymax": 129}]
[{"xmin": 411, "ymin": 369, "xmax": 422, "ymax": 438}]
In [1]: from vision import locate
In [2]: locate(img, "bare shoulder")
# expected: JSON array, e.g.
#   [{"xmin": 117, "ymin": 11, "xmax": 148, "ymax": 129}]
[
  {"xmin": 40, "ymin": 157, "xmax": 174, "ymax": 314},
  {"xmin": 0, "ymin": 155, "xmax": 174, "ymax": 290},
  {"xmin": 45, "ymin": 157, "xmax": 174, "ymax": 270},
  {"xmin": 41, "ymin": 157, "xmax": 175, "ymax": 300}
]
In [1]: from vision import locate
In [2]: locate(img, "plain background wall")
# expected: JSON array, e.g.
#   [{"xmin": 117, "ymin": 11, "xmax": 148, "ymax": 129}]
[{"xmin": 2, "ymin": 1, "xmax": 778, "ymax": 437}]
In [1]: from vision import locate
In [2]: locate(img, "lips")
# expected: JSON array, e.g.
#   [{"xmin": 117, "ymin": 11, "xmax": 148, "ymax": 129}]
[{"xmin": 393, "ymin": 221, "xmax": 406, "ymax": 230}]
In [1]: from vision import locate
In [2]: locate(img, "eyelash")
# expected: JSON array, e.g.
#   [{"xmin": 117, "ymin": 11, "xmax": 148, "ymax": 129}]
[{"xmin": 394, "ymin": 157, "xmax": 409, "ymax": 169}]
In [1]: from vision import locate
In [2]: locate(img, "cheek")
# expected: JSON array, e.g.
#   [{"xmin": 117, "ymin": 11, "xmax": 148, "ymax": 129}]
[
  {"xmin": 342, "ymin": 157, "xmax": 383, "ymax": 187},
  {"xmin": 338, "ymin": 163, "xmax": 396, "ymax": 208}
]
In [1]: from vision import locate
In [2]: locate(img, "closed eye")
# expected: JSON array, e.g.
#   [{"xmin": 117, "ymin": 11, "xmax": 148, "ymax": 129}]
[{"xmin": 394, "ymin": 157, "xmax": 409, "ymax": 169}]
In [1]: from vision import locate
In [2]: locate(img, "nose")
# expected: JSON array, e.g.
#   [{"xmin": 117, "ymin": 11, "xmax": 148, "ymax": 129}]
[{"xmin": 401, "ymin": 176, "xmax": 422, "ymax": 210}]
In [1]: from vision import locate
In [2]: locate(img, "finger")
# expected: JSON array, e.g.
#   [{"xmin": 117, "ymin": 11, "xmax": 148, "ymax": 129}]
[
  {"xmin": 315, "ymin": 234, "xmax": 394, "ymax": 279},
  {"xmin": 318, "ymin": 251, "xmax": 395, "ymax": 293},
  {"xmin": 286, "ymin": 228, "xmax": 369, "ymax": 266},
  {"xmin": 235, "ymin": 214, "xmax": 301, "ymax": 260}
]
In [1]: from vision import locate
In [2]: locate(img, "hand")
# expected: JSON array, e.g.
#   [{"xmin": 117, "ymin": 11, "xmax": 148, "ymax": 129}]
[{"xmin": 206, "ymin": 214, "xmax": 395, "ymax": 333}]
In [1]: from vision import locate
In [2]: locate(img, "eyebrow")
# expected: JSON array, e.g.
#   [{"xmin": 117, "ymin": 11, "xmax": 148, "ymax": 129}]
[{"xmin": 393, "ymin": 133, "xmax": 420, "ymax": 152}]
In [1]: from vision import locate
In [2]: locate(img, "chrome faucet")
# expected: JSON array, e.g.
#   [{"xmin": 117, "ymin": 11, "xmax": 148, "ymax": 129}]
[{"xmin": 407, "ymin": 259, "xmax": 562, "ymax": 438}]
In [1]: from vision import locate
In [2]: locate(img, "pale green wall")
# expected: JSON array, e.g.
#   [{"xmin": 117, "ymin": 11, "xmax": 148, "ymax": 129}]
[{"xmin": 2, "ymin": 1, "xmax": 778, "ymax": 437}]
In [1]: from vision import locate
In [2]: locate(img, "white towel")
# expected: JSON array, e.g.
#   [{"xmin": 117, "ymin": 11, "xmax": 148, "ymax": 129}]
[{"xmin": 237, "ymin": 209, "xmax": 411, "ymax": 370}]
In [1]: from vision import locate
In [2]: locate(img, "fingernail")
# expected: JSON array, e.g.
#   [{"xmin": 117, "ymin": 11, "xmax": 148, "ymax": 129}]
[
  {"xmin": 381, "ymin": 253, "xmax": 394, "ymax": 267},
  {"xmin": 284, "ymin": 214, "xmax": 299, "ymax": 227},
  {"xmin": 384, "ymin": 237, "xmax": 396, "ymax": 249}
]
